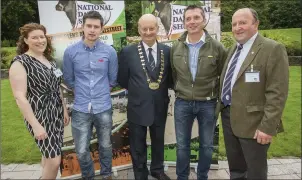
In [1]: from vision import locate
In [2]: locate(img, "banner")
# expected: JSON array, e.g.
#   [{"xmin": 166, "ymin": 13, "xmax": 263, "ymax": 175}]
[
  {"xmin": 38, "ymin": 0, "xmax": 126, "ymax": 47},
  {"xmin": 142, "ymin": 0, "xmax": 221, "ymax": 42},
  {"xmin": 38, "ymin": 0, "xmax": 130, "ymax": 178},
  {"xmin": 142, "ymin": 0, "xmax": 221, "ymax": 169}
]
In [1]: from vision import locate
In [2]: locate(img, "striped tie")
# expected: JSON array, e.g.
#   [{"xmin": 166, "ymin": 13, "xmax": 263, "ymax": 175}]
[
  {"xmin": 222, "ymin": 44, "xmax": 243, "ymax": 106},
  {"xmin": 148, "ymin": 48, "xmax": 155, "ymax": 71}
]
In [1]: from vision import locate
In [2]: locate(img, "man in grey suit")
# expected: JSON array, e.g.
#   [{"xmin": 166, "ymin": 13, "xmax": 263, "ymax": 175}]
[
  {"xmin": 118, "ymin": 14, "xmax": 172, "ymax": 180},
  {"xmin": 219, "ymin": 8, "xmax": 289, "ymax": 179}
]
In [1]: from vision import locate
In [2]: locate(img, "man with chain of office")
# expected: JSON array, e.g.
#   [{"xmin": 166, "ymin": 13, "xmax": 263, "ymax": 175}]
[{"xmin": 118, "ymin": 14, "xmax": 172, "ymax": 180}]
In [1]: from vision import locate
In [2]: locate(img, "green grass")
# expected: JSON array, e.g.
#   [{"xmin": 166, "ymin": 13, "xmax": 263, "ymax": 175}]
[
  {"xmin": 1, "ymin": 80, "xmax": 41, "ymax": 164},
  {"xmin": 218, "ymin": 66, "xmax": 301, "ymax": 159},
  {"xmin": 260, "ymin": 28, "xmax": 301, "ymax": 44}
]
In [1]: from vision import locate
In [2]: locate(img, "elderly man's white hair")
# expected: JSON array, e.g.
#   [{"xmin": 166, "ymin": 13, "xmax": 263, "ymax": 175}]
[{"xmin": 138, "ymin": 14, "xmax": 158, "ymax": 27}]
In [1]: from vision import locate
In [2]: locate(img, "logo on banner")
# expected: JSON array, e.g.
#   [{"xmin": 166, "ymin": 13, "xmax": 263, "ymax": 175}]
[{"xmin": 55, "ymin": 0, "xmax": 112, "ymax": 29}]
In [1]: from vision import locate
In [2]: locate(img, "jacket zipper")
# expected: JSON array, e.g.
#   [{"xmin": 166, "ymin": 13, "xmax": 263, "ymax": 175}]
[
  {"xmin": 193, "ymin": 42, "xmax": 206, "ymax": 99},
  {"xmin": 184, "ymin": 43, "xmax": 194, "ymax": 99}
]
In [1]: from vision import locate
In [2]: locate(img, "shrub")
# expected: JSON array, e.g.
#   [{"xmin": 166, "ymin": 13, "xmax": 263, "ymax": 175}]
[
  {"xmin": 1, "ymin": 48, "xmax": 16, "ymax": 69},
  {"xmin": 286, "ymin": 41, "xmax": 301, "ymax": 56},
  {"xmin": 263, "ymin": 32, "xmax": 302, "ymax": 56},
  {"xmin": 221, "ymin": 32, "xmax": 301, "ymax": 56},
  {"xmin": 1, "ymin": 40, "xmax": 11, "ymax": 47},
  {"xmin": 221, "ymin": 33, "xmax": 235, "ymax": 49},
  {"xmin": 1, "ymin": 39, "xmax": 16, "ymax": 47}
]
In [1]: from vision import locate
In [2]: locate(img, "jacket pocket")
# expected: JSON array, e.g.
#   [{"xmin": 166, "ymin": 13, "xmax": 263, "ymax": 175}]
[
  {"xmin": 173, "ymin": 55, "xmax": 188, "ymax": 71},
  {"xmin": 246, "ymin": 105, "xmax": 264, "ymax": 112}
]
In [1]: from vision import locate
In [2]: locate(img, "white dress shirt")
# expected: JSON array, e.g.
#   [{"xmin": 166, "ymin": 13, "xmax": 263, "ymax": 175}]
[
  {"xmin": 223, "ymin": 32, "xmax": 258, "ymax": 94},
  {"xmin": 142, "ymin": 41, "xmax": 157, "ymax": 64}
]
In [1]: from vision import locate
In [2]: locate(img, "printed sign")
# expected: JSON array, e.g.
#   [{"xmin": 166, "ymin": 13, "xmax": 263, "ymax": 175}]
[{"xmin": 38, "ymin": 0, "xmax": 126, "ymax": 47}]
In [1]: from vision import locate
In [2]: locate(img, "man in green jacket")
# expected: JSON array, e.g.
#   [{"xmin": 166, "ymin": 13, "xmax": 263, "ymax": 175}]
[
  {"xmin": 219, "ymin": 8, "xmax": 288, "ymax": 179},
  {"xmin": 170, "ymin": 5, "xmax": 227, "ymax": 180}
]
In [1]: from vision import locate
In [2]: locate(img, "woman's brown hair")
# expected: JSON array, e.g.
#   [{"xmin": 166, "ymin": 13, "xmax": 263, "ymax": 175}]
[{"xmin": 16, "ymin": 23, "xmax": 54, "ymax": 61}]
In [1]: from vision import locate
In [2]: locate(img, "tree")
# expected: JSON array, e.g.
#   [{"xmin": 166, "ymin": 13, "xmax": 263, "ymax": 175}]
[
  {"xmin": 124, "ymin": 0, "xmax": 141, "ymax": 36},
  {"xmin": 1, "ymin": 0, "xmax": 39, "ymax": 42},
  {"xmin": 221, "ymin": 0, "xmax": 271, "ymax": 32},
  {"xmin": 221, "ymin": 0, "xmax": 301, "ymax": 32},
  {"xmin": 268, "ymin": 0, "xmax": 302, "ymax": 29}
]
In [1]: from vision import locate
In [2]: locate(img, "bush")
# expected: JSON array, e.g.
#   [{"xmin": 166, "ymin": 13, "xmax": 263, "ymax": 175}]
[
  {"xmin": 221, "ymin": 32, "xmax": 301, "ymax": 56},
  {"xmin": 286, "ymin": 41, "xmax": 301, "ymax": 56},
  {"xmin": 1, "ymin": 39, "xmax": 16, "ymax": 47},
  {"xmin": 221, "ymin": 33, "xmax": 235, "ymax": 49},
  {"xmin": 1, "ymin": 48, "xmax": 16, "ymax": 69},
  {"xmin": 263, "ymin": 32, "xmax": 302, "ymax": 56}
]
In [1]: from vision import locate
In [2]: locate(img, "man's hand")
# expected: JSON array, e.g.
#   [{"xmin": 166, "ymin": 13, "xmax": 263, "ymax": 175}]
[{"xmin": 253, "ymin": 129, "xmax": 272, "ymax": 145}]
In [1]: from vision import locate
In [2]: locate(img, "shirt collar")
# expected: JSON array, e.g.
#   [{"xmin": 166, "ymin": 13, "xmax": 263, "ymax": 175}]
[
  {"xmin": 142, "ymin": 41, "xmax": 157, "ymax": 53},
  {"xmin": 81, "ymin": 38, "xmax": 100, "ymax": 51},
  {"xmin": 238, "ymin": 32, "xmax": 258, "ymax": 48},
  {"xmin": 185, "ymin": 32, "xmax": 206, "ymax": 45}
]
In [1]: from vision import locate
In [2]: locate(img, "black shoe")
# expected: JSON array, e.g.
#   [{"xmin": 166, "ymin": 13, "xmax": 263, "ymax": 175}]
[{"xmin": 150, "ymin": 172, "xmax": 171, "ymax": 180}]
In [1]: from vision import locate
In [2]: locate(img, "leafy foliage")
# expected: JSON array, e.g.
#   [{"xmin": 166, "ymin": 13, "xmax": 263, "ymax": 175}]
[
  {"xmin": 221, "ymin": 0, "xmax": 302, "ymax": 32},
  {"xmin": 221, "ymin": 29, "xmax": 302, "ymax": 56},
  {"xmin": 1, "ymin": 39, "xmax": 16, "ymax": 47},
  {"xmin": 124, "ymin": 0, "xmax": 141, "ymax": 36},
  {"xmin": 1, "ymin": 47, "xmax": 17, "ymax": 69},
  {"xmin": 221, "ymin": 33, "xmax": 235, "ymax": 49},
  {"xmin": 173, "ymin": 0, "xmax": 204, "ymax": 6},
  {"xmin": 262, "ymin": 32, "xmax": 302, "ymax": 56},
  {"xmin": 1, "ymin": 0, "xmax": 39, "ymax": 43}
]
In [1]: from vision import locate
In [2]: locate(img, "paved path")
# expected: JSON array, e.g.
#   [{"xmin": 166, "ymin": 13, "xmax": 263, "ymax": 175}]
[{"xmin": 1, "ymin": 159, "xmax": 301, "ymax": 179}]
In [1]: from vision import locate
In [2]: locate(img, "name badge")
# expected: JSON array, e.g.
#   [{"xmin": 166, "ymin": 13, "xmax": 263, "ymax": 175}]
[
  {"xmin": 245, "ymin": 71, "xmax": 260, "ymax": 82},
  {"xmin": 53, "ymin": 68, "xmax": 63, "ymax": 78}
]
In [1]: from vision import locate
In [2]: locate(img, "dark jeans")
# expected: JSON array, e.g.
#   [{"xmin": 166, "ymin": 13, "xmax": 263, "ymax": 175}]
[
  {"xmin": 174, "ymin": 98, "xmax": 217, "ymax": 180},
  {"xmin": 221, "ymin": 105, "xmax": 270, "ymax": 180},
  {"xmin": 71, "ymin": 108, "xmax": 113, "ymax": 179}
]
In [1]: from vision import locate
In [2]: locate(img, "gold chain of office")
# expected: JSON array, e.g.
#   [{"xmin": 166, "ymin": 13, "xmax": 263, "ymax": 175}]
[{"xmin": 137, "ymin": 43, "xmax": 164, "ymax": 90}]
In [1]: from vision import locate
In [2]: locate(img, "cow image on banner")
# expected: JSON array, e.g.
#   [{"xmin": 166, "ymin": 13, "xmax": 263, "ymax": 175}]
[
  {"xmin": 142, "ymin": 0, "xmax": 221, "ymax": 170},
  {"xmin": 142, "ymin": 0, "xmax": 220, "ymax": 42},
  {"xmin": 38, "ymin": 0, "xmax": 129, "ymax": 178}
]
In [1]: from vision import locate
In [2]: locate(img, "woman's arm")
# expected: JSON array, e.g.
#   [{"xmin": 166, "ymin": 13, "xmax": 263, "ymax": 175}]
[{"xmin": 9, "ymin": 61, "xmax": 47, "ymax": 140}]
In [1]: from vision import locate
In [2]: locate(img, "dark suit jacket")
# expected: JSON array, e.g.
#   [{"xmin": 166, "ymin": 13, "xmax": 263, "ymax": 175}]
[
  {"xmin": 118, "ymin": 42, "xmax": 172, "ymax": 126},
  {"xmin": 218, "ymin": 34, "xmax": 289, "ymax": 138}
]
